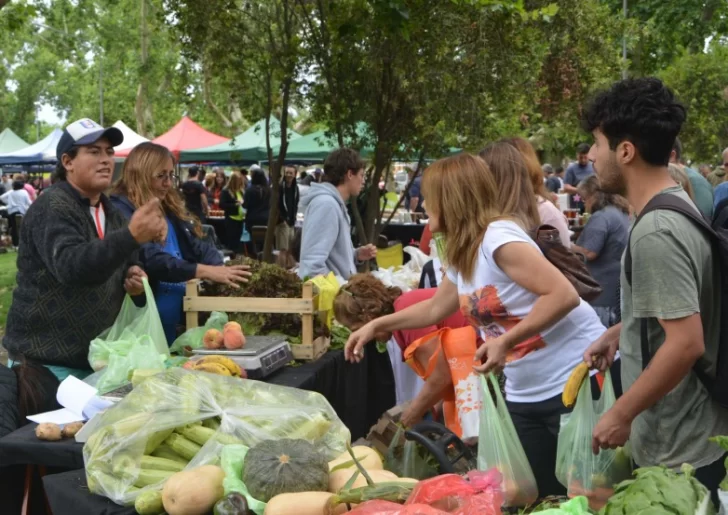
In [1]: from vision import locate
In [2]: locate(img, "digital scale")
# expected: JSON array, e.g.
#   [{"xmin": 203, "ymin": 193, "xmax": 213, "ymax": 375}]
[{"xmin": 191, "ymin": 334, "xmax": 293, "ymax": 379}]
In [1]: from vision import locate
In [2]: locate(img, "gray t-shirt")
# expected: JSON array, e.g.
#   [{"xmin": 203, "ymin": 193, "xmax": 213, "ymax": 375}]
[
  {"xmin": 564, "ymin": 162, "xmax": 594, "ymax": 187},
  {"xmin": 576, "ymin": 205, "xmax": 629, "ymax": 308},
  {"xmin": 621, "ymin": 186, "xmax": 728, "ymax": 469}
]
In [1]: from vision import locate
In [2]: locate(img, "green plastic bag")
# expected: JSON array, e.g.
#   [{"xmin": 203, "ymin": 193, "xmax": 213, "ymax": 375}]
[
  {"xmin": 555, "ymin": 371, "xmax": 632, "ymax": 509},
  {"xmin": 220, "ymin": 444, "xmax": 267, "ymax": 515},
  {"xmin": 169, "ymin": 311, "xmax": 228, "ymax": 354},
  {"xmin": 478, "ymin": 373, "xmax": 538, "ymax": 507},
  {"xmin": 88, "ymin": 278, "xmax": 170, "ymax": 393}
]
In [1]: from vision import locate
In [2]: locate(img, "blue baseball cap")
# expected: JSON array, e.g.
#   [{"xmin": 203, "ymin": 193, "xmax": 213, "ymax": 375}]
[{"xmin": 56, "ymin": 118, "xmax": 124, "ymax": 161}]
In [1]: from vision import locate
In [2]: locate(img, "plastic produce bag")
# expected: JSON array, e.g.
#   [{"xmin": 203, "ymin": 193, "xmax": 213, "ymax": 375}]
[
  {"xmin": 405, "ymin": 470, "xmax": 503, "ymax": 514},
  {"xmin": 531, "ymin": 496, "xmax": 591, "ymax": 514},
  {"xmin": 220, "ymin": 444, "xmax": 266, "ymax": 515},
  {"xmin": 169, "ymin": 311, "xmax": 228, "ymax": 354},
  {"xmin": 88, "ymin": 279, "xmax": 170, "ymax": 393},
  {"xmin": 385, "ymin": 427, "xmax": 438, "ymax": 480},
  {"xmin": 83, "ymin": 368, "xmax": 350, "ymax": 506},
  {"xmin": 309, "ymin": 273, "xmax": 341, "ymax": 329},
  {"xmin": 555, "ymin": 371, "xmax": 632, "ymax": 510},
  {"xmin": 478, "ymin": 373, "xmax": 538, "ymax": 507}
]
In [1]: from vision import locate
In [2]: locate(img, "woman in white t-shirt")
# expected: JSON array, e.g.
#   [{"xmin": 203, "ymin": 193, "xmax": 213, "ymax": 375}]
[{"xmin": 345, "ymin": 149, "xmax": 606, "ymax": 498}]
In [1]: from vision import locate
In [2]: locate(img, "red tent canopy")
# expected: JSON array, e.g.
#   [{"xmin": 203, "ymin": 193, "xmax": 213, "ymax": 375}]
[{"xmin": 115, "ymin": 116, "xmax": 229, "ymax": 158}]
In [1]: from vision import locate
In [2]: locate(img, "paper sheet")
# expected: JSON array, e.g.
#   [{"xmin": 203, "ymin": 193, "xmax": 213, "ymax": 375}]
[{"xmin": 26, "ymin": 375, "xmax": 101, "ymax": 425}]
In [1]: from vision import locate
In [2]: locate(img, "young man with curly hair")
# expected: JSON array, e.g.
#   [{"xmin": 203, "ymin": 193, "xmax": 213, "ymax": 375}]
[{"xmin": 582, "ymin": 78, "xmax": 728, "ymax": 504}]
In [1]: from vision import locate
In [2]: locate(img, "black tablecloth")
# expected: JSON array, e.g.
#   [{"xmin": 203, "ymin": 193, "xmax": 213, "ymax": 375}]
[
  {"xmin": 0, "ymin": 423, "xmax": 84, "ymax": 469},
  {"xmin": 207, "ymin": 217, "xmax": 226, "ymax": 247},
  {"xmin": 267, "ymin": 348, "xmax": 395, "ymax": 441},
  {"xmin": 381, "ymin": 223, "xmax": 425, "ymax": 246},
  {"xmin": 44, "ymin": 469, "xmax": 134, "ymax": 515}
]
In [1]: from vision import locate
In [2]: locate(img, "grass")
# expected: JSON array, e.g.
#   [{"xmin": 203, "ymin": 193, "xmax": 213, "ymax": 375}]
[{"xmin": 0, "ymin": 251, "xmax": 18, "ymax": 365}]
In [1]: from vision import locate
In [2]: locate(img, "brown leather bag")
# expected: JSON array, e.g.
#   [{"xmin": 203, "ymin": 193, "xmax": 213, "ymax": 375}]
[{"xmin": 528, "ymin": 224, "xmax": 603, "ymax": 301}]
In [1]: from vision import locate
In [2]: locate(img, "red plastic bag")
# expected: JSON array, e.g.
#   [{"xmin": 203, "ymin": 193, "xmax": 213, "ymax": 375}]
[{"xmin": 405, "ymin": 470, "xmax": 503, "ymax": 514}]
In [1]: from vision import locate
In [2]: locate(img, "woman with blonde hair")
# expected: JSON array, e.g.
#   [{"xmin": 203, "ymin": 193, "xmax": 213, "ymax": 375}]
[
  {"xmin": 111, "ymin": 142, "xmax": 251, "ymax": 344},
  {"xmin": 502, "ymin": 137, "xmax": 571, "ymax": 247},
  {"xmin": 345, "ymin": 151, "xmax": 606, "ymax": 499},
  {"xmin": 220, "ymin": 171, "xmax": 246, "ymax": 256}
]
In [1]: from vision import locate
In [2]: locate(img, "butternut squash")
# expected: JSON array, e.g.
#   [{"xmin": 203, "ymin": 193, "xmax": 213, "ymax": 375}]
[
  {"xmin": 162, "ymin": 465, "xmax": 225, "ymax": 515},
  {"xmin": 264, "ymin": 492, "xmax": 349, "ymax": 515},
  {"xmin": 327, "ymin": 446, "xmax": 383, "ymax": 472}
]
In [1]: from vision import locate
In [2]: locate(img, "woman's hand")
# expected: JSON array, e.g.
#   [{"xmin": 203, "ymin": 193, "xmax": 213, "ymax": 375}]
[
  {"xmin": 124, "ymin": 266, "xmax": 147, "ymax": 296},
  {"xmin": 345, "ymin": 323, "xmax": 377, "ymax": 363},
  {"xmin": 198, "ymin": 264, "xmax": 252, "ymax": 287},
  {"xmin": 473, "ymin": 334, "xmax": 510, "ymax": 375}
]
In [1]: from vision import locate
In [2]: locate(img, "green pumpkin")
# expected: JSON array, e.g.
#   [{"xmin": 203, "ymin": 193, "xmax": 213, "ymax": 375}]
[{"xmin": 243, "ymin": 438, "xmax": 329, "ymax": 502}]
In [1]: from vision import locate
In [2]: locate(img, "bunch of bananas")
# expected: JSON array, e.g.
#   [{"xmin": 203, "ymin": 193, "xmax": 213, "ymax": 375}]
[{"xmin": 188, "ymin": 356, "xmax": 243, "ymax": 377}]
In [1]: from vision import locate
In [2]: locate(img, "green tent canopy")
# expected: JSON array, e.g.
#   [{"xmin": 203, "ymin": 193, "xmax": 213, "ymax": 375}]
[
  {"xmin": 0, "ymin": 128, "xmax": 30, "ymax": 154},
  {"xmin": 278, "ymin": 129, "xmax": 375, "ymax": 162},
  {"xmin": 179, "ymin": 117, "xmax": 301, "ymax": 163}
]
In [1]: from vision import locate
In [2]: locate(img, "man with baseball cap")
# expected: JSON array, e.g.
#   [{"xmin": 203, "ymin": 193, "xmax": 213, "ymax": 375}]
[{"xmin": 3, "ymin": 118, "xmax": 166, "ymax": 414}]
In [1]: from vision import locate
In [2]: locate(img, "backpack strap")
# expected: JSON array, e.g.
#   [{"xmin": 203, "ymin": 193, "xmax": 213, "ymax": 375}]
[{"xmin": 624, "ymin": 193, "xmax": 717, "ymax": 372}]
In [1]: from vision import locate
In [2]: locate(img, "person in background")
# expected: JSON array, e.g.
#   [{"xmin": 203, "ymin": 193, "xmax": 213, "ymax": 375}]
[
  {"xmin": 346, "ymin": 151, "xmax": 607, "ymax": 498},
  {"xmin": 0, "ymin": 174, "xmax": 10, "ymax": 194},
  {"xmin": 20, "ymin": 172, "xmax": 37, "ymax": 201},
  {"xmin": 667, "ymin": 163, "xmax": 696, "ymax": 200},
  {"xmin": 670, "ymin": 137, "xmax": 713, "ymax": 218},
  {"xmin": 220, "ymin": 171, "xmax": 246, "ymax": 257},
  {"xmin": 180, "ymin": 166, "xmax": 208, "ymax": 223},
  {"xmin": 112, "ymin": 143, "xmax": 250, "ymax": 344},
  {"xmin": 334, "ymin": 275, "xmax": 471, "ymax": 430},
  {"xmin": 298, "ymin": 148, "xmax": 377, "ymax": 279},
  {"xmin": 240, "ymin": 168, "xmax": 250, "ymax": 189},
  {"xmin": 699, "ymin": 164, "xmax": 713, "ymax": 179},
  {"xmin": 302, "ymin": 168, "xmax": 323, "ymax": 186},
  {"xmin": 502, "ymin": 137, "xmax": 571, "ymax": 247},
  {"xmin": 1, "ymin": 180, "xmax": 32, "ymax": 248},
  {"xmin": 277, "ymin": 165, "xmax": 299, "ymax": 251},
  {"xmin": 545, "ymin": 165, "xmax": 562, "ymax": 194},
  {"xmin": 208, "ymin": 168, "xmax": 227, "ymax": 210},
  {"xmin": 5, "ymin": 118, "xmax": 165, "ymax": 414},
  {"xmin": 564, "ymin": 143, "xmax": 595, "ymax": 211},
  {"xmin": 542, "ymin": 163, "xmax": 554, "ymax": 184},
  {"xmin": 405, "ymin": 163, "xmax": 425, "ymax": 214},
  {"xmin": 571, "ymin": 176, "xmax": 630, "ymax": 328},
  {"xmin": 204, "ymin": 172, "xmax": 215, "ymax": 191},
  {"xmin": 707, "ymin": 151, "xmax": 726, "ymax": 188},
  {"xmin": 582, "ymin": 77, "xmax": 728, "ymax": 506},
  {"xmin": 243, "ymin": 169, "xmax": 272, "ymax": 255}
]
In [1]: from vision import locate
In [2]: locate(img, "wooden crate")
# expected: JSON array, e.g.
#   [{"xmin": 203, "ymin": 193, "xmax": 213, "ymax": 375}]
[{"xmin": 184, "ymin": 280, "xmax": 330, "ymax": 360}]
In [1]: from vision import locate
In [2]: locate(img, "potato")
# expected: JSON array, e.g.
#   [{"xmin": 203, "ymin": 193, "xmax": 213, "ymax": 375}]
[
  {"xmin": 61, "ymin": 421, "xmax": 84, "ymax": 438},
  {"xmin": 35, "ymin": 423, "xmax": 62, "ymax": 441}
]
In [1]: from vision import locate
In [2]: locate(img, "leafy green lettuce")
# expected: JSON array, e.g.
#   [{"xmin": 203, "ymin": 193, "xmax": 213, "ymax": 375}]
[{"xmin": 601, "ymin": 465, "xmax": 708, "ymax": 514}]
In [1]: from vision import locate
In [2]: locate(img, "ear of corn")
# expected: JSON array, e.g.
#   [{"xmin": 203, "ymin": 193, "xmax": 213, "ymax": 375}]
[
  {"xmin": 132, "ymin": 468, "xmax": 175, "ymax": 488},
  {"xmin": 150, "ymin": 444, "xmax": 189, "ymax": 464},
  {"xmin": 562, "ymin": 362, "xmax": 590, "ymax": 407},
  {"xmin": 163, "ymin": 433, "xmax": 202, "ymax": 461},
  {"xmin": 139, "ymin": 455, "xmax": 185, "ymax": 472}
]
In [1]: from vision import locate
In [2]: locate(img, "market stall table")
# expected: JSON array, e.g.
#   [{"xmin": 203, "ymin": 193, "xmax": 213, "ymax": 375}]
[
  {"xmin": 43, "ymin": 469, "xmax": 133, "ymax": 515},
  {"xmin": 381, "ymin": 223, "xmax": 425, "ymax": 247}
]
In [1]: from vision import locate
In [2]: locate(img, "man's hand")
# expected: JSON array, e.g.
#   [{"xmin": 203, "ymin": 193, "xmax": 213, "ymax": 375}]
[
  {"xmin": 124, "ymin": 266, "xmax": 147, "ymax": 296},
  {"xmin": 583, "ymin": 327, "xmax": 620, "ymax": 371},
  {"xmin": 473, "ymin": 334, "xmax": 509, "ymax": 375},
  {"xmin": 592, "ymin": 405, "xmax": 632, "ymax": 454},
  {"xmin": 356, "ymin": 244, "xmax": 377, "ymax": 262},
  {"xmin": 198, "ymin": 264, "xmax": 252, "ymax": 287},
  {"xmin": 129, "ymin": 198, "xmax": 166, "ymax": 244}
]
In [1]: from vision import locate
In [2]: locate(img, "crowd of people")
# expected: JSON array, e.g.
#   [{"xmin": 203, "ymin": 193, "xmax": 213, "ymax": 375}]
[{"xmin": 2, "ymin": 75, "xmax": 728, "ymax": 509}]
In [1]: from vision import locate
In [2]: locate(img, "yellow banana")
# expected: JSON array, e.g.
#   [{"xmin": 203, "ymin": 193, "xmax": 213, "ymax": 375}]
[
  {"xmin": 562, "ymin": 362, "xmax": 589, "ymax": 407},
  {"xmin": 193, "ymin": 362, "xmax": 232, "ymax": 376},
  {"xmin": 197, "ymin": 355, "xmax": 242, "ymax": 377}
]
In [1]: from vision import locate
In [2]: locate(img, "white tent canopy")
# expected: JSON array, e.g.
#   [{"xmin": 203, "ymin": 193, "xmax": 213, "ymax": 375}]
[
  {"xmin": 0, "ymin": 129, "xmax": 63, "ymax": 165},
  {"xmin": 113, "ymin": 120, "xmax": 149, "ymax": 152}
]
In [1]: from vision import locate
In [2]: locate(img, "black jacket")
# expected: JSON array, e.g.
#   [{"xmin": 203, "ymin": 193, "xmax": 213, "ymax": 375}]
[
  {"xmin": 3, "ymin": 181, "xmax": 140, "ymax": 369},
  {"xmin": 110, "ymin": 194, "xmax": 223, "ymax": 284},
  {"xmin": 0, "ymin": 365, "xmax": 18, "ymax": 438},
  {"xmin": 243, "ymin": 186, "xmax": 271, "ymax": 227},
  {"xmin": 220, "ymin": 188, "xmax": 244, "ymax": 219},
  {"xmin": 278, "ymin": 180, "xmax": 299, "ymax": 226}
]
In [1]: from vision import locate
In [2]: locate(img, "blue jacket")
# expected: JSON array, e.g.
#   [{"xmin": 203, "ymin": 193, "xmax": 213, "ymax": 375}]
[{"xmin": 110, "ymin": 194, "xmax": 223, "ymax": 284}]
